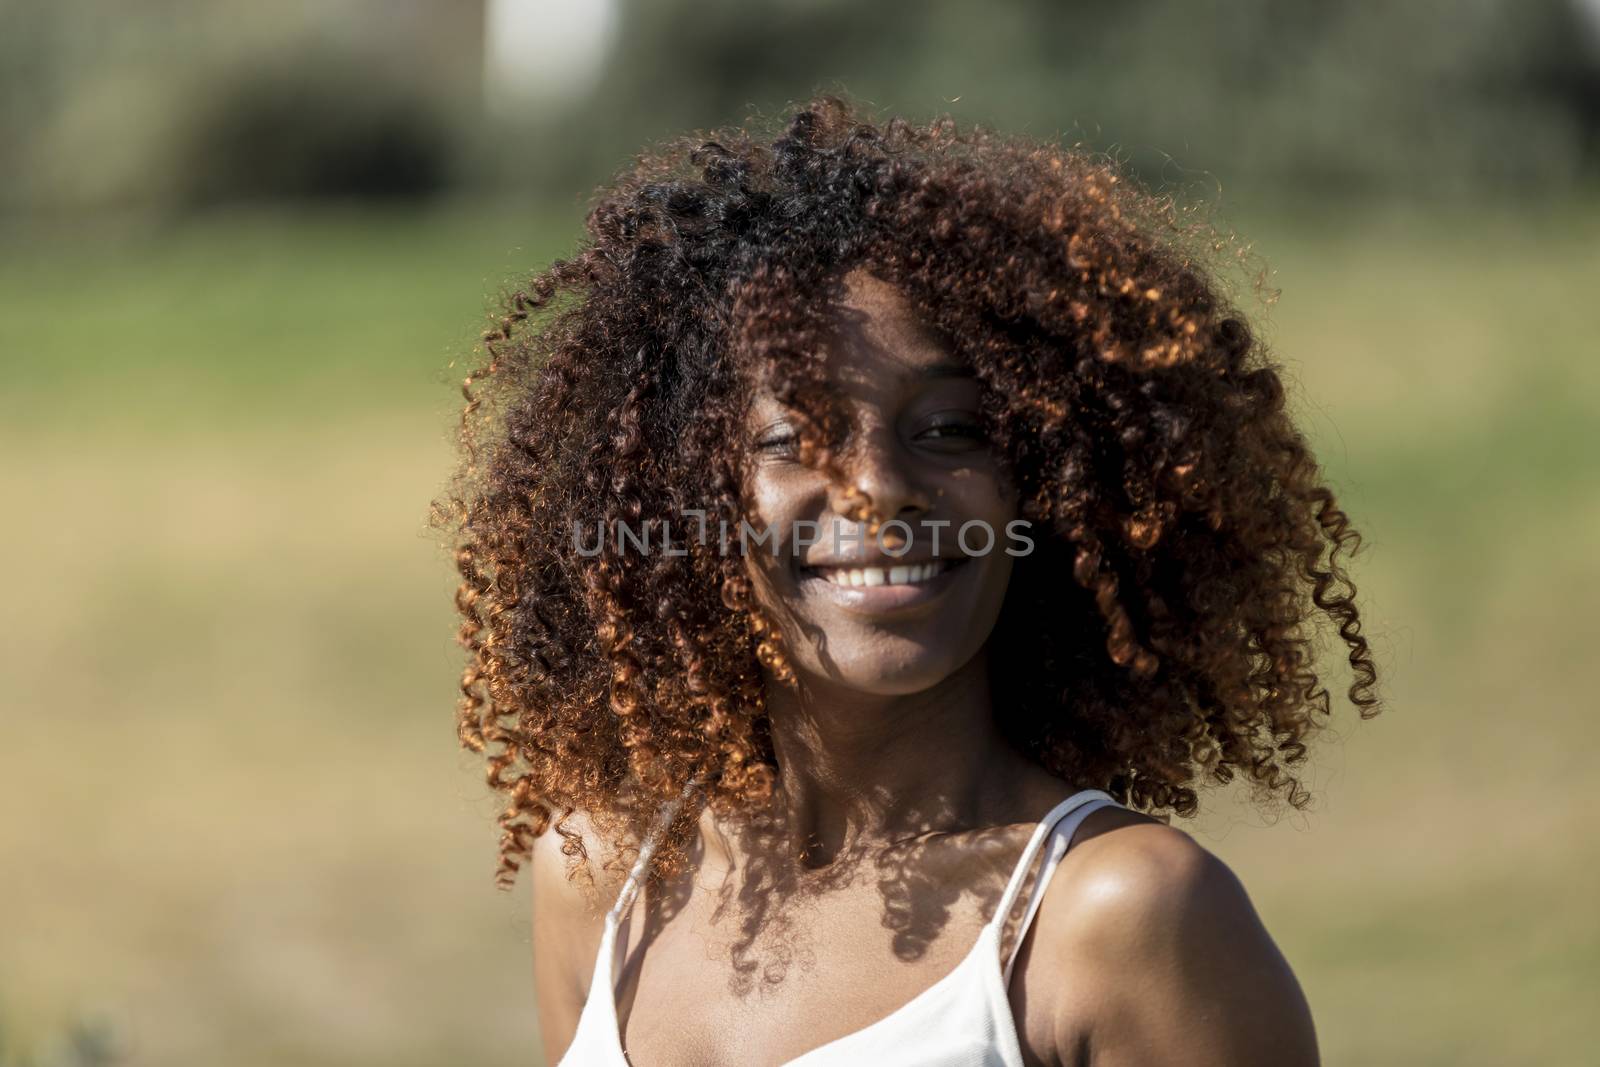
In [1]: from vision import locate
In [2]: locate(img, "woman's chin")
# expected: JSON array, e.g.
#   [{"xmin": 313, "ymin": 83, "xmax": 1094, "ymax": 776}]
[{"xmin": 793, "ymin": 640, "xmax": 979, "ymax": 698}]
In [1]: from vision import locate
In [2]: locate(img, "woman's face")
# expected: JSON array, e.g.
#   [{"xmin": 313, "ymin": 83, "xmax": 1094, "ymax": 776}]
[{"xmin": 742, "ymin": 269, "xmax": 1019, "ymax": 696}]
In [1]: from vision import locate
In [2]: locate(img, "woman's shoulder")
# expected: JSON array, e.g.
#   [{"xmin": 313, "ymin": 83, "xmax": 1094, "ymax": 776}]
[
  {"xmin": 529, "ymin": 806, "xmax": 632, "ymax": 922},
  {"xmin": 1057, "ymin": 803, "xmax": 1222, "ymax": 920},
  {"xmin": 529, "ymin": 810, "xmax": 633, "ymax": 979},
  {"xmin": 529, "ymin": 808, "xmax": 636, "ymax": 1060},
  {"xmin": 1028, "ymin": 805, "xmax": 1320, "ymax": 1065}
]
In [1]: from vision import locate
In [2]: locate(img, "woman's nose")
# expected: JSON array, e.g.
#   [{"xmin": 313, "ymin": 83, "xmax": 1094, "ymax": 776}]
[{"xmin": 829, "ymin": 428, "xmax": 931, "ymax": 521}]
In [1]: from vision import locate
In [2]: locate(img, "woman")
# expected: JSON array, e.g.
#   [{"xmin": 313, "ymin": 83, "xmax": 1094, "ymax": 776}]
[{"xmin": 438, "ymin": 95, "xmax": 1381, "ymax": 1066}]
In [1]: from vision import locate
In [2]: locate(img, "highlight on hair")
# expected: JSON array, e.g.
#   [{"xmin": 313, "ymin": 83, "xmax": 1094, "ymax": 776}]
[{"xmin": 432, "ymin": 94, "xmax": 1382, "ymax": 891}]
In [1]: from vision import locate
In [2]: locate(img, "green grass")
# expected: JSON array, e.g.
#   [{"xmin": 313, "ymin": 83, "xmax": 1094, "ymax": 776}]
[
  {"xmin": 1, "ymin": 198, "xmax": 1596, "ymax": 1065},
  {"xmin": 0, "ymin": 200, "xmax": 581, "ymax": 431}
]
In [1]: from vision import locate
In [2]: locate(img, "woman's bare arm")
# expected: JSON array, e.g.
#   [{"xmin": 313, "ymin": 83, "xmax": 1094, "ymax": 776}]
[{"xmin": 1043, "ymin": 822, "xmax": 1319, "ymax": 1067}]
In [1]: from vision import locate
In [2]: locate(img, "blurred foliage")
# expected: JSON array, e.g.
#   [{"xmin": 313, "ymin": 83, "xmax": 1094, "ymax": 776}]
[
  {"xmin": 2, "ymin": 0, "xmax": 1598, "ymax": 214},
  {"xmin": 521, "ymin": 0, "xmax": 1600, "ymax": 202},
  {"xmin": 175, "ymin": 49, "xmax": 457, "ymax": 205},
  {"xmin": 0, "ymin": 0, "xmax": 475, "ymax": 213}
]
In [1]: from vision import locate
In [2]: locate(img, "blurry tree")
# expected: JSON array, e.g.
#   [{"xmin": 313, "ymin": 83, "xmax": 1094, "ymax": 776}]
[
  {"xmin": 0, "ymin": 0, "xmax": 478, "ymax": 213},
  {"xmin": 176, "ymin": 48, "xmax": 456, "ymax": 204},
  {"xmin": 0, "ymin": 0, "xmax": 1596, "ymax": 213},
  {"xmin": 502, "ymin": 0, "xmax": 1600, "ymax": 206}
]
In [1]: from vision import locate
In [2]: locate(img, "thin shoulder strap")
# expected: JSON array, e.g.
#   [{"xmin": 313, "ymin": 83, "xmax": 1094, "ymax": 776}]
[
  {"xmin": 993, "ymin": 789, "xmax": 1118, "ymax": 985},
  {"xmin": 607, "ymin": 776, "xmax": 702, "ymax": 925}
]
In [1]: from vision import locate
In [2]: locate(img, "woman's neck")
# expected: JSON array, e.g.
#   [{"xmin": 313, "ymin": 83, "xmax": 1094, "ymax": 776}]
[{"xmin": 703, "ymin": 650, "xmax": 1055, "ymax": 872}]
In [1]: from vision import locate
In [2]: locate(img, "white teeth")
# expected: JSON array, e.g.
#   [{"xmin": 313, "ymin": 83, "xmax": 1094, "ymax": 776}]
[{"xmin": 815, "ymin": 560, "xmax": 953, "ymax": 588}]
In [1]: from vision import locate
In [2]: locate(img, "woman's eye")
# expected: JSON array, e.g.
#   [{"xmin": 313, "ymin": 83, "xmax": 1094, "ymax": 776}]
[
  {"xmin": 755, "ymin": 433, "xmax": 799, "ymax": 458},
  {"xmin": 915, "ymin": 418, "xmax": 988, "ymax": 448}
]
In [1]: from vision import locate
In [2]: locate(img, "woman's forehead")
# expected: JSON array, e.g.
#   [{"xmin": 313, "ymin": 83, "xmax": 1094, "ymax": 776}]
[
  {"xmin": 825, "ymin": 268, "xmax": 966, "ymax": 385},
  {"xmin": 742, "ymin": 268, "xmax": 970, "ymax": 417}
]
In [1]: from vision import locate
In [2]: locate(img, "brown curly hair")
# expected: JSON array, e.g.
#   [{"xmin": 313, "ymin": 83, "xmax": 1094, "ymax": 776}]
[{"xmin": 434, "ymin": 94, "xmax": 1382, "ymax": 892}]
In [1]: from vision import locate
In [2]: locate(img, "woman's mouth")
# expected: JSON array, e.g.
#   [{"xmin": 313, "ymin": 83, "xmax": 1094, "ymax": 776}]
[{"xmin": 797, "ymin": 557, "xmax": 971, "ymax": 614}]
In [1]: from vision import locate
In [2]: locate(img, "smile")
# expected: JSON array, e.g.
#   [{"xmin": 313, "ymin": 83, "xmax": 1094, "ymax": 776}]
[
  {"xmin": 796, "ymin": 556, "xmax": 972, "ymax": 615},
  {"xmin": 807, "ymin": 559, "xmax": 959, "ymax": 588}
]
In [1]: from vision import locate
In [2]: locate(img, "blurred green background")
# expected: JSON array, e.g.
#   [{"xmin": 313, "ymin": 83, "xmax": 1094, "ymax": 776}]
[{"xmin": 2, "ymin": 1, "xmax": 1597, "ymax": 1065}]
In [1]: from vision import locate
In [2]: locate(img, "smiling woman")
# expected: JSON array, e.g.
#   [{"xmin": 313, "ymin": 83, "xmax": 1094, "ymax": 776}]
[{"xmin": 434, "ymin": 94, "xmax": 1380, "ymax": 1066}]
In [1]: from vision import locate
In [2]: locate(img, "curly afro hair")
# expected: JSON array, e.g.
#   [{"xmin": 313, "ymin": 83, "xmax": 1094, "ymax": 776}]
[{"xmin": 435, "ymin": 94, "xmax": 1382, "ymax": 891}]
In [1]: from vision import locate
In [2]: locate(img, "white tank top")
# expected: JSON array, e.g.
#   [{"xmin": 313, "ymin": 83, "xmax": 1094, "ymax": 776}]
[{"xmin": 554, "ymin": 785, "xmax": 1121, "ymax": 1066}]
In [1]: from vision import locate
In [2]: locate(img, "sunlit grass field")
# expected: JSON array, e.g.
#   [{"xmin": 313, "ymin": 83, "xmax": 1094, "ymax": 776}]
[{"xmin": 1, "ymin": 199, "xmax": 1596, "ymax": 1066}]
